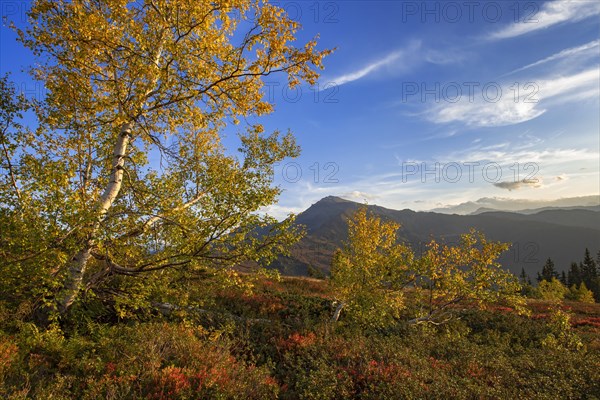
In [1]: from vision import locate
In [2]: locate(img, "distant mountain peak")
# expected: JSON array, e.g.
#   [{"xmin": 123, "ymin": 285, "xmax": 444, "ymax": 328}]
[{"xmin": 316, "ymin": 195, "xmax": 353, "ymax": 204}]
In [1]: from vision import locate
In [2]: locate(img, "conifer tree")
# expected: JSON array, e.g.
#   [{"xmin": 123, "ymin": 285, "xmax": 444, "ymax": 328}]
[
  {"xmin": 581, "ymin": 249, "xmax": 600, "ymax": 302},
  {"xmin": 582, "ymin": 248, "xmax": 598, "ymax": 284},
  {"xmin": 567, "ymin": 262, "xmax": 582, "ymax": 287},
  {"xmin": 560, "ymin": 271, "xmax": 567, "ymax": 286},
  {"xmin": 519, "ymin": 268, "xmax": 530, "ymax": 285},
  {"xmin": 539, "ymin": 258, "xmax": 558, "ymax": 282}
]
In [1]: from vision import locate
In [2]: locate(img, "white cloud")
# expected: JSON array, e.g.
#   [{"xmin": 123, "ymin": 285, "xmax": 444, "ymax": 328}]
[
  {"xmin": 502, "ymin": 40, "xmax": 600, "ymax": 77},
  {"xmin": 428, "ymin": 68, "xmax": 599, "ymax": 127},
  {"xmin": 430, "ymin": 94, "xmax": 544, "ymax": 127},
  {"xmin": 327, "ymin": 50, "xmax": 405, "ymax": 86},
  {"xmin": 445, "ymin": 146, "xmax": 599, "ymax": 166},
  {"xmin": 258, "ymin": 203, "xmax": 305, "ymax": 220},
  {"xmin": 537, "ymin": 68, "xmax": 599, "ymax": 98},
  {"xmin": 340, "ymin": 191, "xmax": 377, "ymax": 201},
  {"xmin": 325, "ymin": 41, "xmax": 465, "ymax": 88},
  {"xmin": 489, "ymin": 0, "xmax": 600, "ymax": 40},
  {"xmin": 424, "ymin": 48, "xmax": 467, "ymax": 65}
]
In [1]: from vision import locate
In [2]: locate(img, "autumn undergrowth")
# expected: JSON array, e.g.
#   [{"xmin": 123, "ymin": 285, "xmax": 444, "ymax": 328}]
[{"xmin": 1, "ymin": 276, "xmax": 599, "ymax": 399}]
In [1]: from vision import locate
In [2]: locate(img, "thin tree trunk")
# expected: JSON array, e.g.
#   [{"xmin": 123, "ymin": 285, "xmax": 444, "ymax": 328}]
[
  {"xmin": 331, "ymin": 301, "xmax": 345, "ymax": 322},
  {"xmin": 0, "ymin": 133, "xmax": 22, "ymax": 203},
  {"xmin": 58, "ymin": 122, "xmax": 133, "ymax": 313}
]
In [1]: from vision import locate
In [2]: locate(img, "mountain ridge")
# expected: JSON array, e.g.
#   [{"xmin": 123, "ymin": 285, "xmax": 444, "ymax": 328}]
[
  {"xmin": 271, "ymin": 196, "xmax": 600, "ymax": 278},
  {"xmin": 430, "ymin": 195, "xmax": 600, "ymax": 215}
]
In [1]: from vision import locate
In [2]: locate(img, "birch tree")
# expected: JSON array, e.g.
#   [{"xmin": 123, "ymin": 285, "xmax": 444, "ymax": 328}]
[
  {"xmin": 330, "ymin": 208, "xmax": 526, "ymax": 327},
  {"xmin": 410, "ymin": 231, "xmax": 526, "ymax": 325},
  {"xmin": 330, "ymin": 207, "xmax": 414, "ymax": 327},
  {"xmin": 4, "ymin": 0, "xmax": 330, "ymax": 316}
]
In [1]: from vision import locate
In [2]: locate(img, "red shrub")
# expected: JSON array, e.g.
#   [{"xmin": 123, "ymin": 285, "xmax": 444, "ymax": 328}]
[
  {"xmin": 0, "ymin": 337, "xmax": 18, "ymax": 374},
  {"xmin": 241, "ymin": 293, "xmax": 286, "ymax": 314},
  {"xmin": 572, "ymin": 317, "xmax": 600, "ymax": 328},
  {"xmin": 466, "ymin": 361, "xmax": 484, "ymax": 379},
  {"xmin": 429, "ymin": 356, "xmax": 451, "ymax": 371},
  {"xmin": 278, "ymin": 332, "xmax": 317, "ymax": 351}
]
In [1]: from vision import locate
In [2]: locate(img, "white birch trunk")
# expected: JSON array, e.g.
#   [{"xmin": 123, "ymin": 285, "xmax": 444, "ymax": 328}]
[
  {"xmin": 58, "ymin": 122, "xmax": 133, "ymax": 312},
  {"xmin": 331, "ymin": 301, "xmax": 345, "ymax": 322}
]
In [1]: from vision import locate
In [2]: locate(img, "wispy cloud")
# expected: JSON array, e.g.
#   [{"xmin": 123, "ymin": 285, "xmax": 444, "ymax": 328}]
[
  {"xmin": 328, "ymin": 51, "xmax": 404, "ymax": 86},
  {"xmin": 424, "ymin": 48, "xmax": 467, "ymax": 65},
  {"xmin": 502, "ymin": 40, "xmax": 600, "ymax": 77},
  {"xmin": 340, "ymin": 191, "xmax": 377, "ymax": 201},
  {"xmin": 444, "ymin": 146, "xmax": 599, "ymax": 166},
  {"xmin": 489, "ymin": 0, "xmax": 600, "ymax": 40},
  {"xmin": 428, "ymin": 68, "xmax": 599, "ymax": 127},
  {"xmin": 325, "ymin": 41, "xmax": 465, "ymax": 88},
  {"xmin": 326, "ymin": 42, "xmax": 421, "ymax": 87}
]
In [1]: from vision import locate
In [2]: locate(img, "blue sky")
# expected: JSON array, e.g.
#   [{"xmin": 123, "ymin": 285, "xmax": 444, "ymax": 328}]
[
  {"xmin": 1, "ymin": 0, "xmax": 599, "ymax": 217},
  {"xmin": 255, "ymin": 0, "xmax": 600, "ymax": 217}
]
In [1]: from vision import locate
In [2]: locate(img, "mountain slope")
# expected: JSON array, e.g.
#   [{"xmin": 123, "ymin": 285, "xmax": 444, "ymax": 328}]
[{"xmin": 271, "ymin": 196, "xmax": 600, "ymax": 278}]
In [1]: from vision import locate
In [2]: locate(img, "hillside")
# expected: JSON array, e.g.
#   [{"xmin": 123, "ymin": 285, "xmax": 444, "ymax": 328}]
[{"xmin": 271, "ymin": 196, "xmax": 600, "ymax": 277}]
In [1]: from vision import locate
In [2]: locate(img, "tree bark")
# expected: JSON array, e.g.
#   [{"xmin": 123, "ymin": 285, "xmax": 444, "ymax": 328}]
[
  {"xmin": 331, "ymin": 301, "xmax": 345, "ymax": 322},
  {"xmin": 58, "ymin": 122, "xmax": 133, "ymax": 313}
]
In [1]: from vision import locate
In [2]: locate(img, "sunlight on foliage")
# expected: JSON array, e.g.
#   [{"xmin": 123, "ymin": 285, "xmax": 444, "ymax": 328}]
[
  {"xmin": 331, "ymin": 207, "xmax": 527, "ymax": 327},
  {"xmin": 541, "ymin": 307, "xmax": 583, "ymax": 351},
  {"xmin": 2, "ymin": 0, "xmax": 331, "ymax": 317},
  {"xmin": 330, "ymin": 207, "xmax": 413, "ymax": 327}
]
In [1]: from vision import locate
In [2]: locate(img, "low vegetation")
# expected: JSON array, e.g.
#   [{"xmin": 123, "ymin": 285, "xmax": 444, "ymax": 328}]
[{"xmin": 1, "ymin": 276, "xmax": 599, "ymax": 399}]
